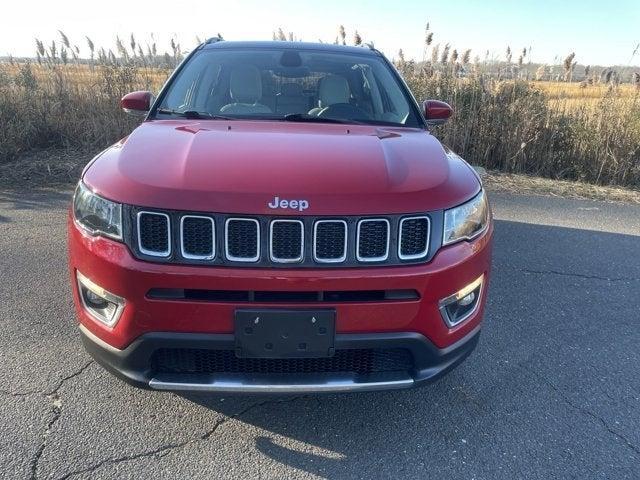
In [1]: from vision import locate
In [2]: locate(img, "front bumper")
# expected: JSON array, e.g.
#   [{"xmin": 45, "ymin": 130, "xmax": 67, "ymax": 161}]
[
  {"xmin": 69, "ymin": 211, "xmax": 492, "ymax": 392},
  {"xmin": 80, "ymin": 323, "xmax": 481, "ymax": 393}
]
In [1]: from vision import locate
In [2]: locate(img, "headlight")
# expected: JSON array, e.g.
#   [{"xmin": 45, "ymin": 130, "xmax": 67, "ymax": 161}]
[
  {"xmin": 443, "ymin": 190, "xmax": 489, "ymax": 245},
  {"xmin": 73, "ymin": 182, "xmax": 122, "ymax": 240}
]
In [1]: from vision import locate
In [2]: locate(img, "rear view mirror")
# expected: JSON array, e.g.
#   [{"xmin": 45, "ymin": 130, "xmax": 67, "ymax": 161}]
[
  {"xmin": 423, "ymin": 100, "xmax": 453, "ymax": 125},
  {"xmin": 121, "ymin": 91, "xmax": 153, "ymax": 116}
]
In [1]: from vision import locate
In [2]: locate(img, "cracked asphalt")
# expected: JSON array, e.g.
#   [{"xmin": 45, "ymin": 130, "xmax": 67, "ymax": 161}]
[{"xmin": 1, "ymin": 188, "xmax": 639, "ymax": 479}]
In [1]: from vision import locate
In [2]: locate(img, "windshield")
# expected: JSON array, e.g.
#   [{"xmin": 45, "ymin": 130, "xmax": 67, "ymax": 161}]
[{"xmin": 154, "ymin": 47, "xmax": 423, "ymax": 127}]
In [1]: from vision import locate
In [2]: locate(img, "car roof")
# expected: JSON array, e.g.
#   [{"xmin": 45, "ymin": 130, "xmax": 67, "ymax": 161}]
[{"xmin": 201, "ymin": 40, "xmax": 381, "ymax": 57}]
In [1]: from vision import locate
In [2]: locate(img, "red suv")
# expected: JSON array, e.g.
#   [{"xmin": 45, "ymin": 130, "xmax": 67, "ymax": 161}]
[{"xmin": 68, "ymin": 40, "xmax": 493, "ymax": 393}]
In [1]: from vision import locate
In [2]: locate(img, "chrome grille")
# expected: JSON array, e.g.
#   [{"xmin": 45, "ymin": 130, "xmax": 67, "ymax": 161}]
[
  {"xmin": 132, "ymin": 209, "xmax": 435, "ymax": 267},
  {"xmin": 270, "ymin": 220, "xmax": 304, "ymax": 263},
  {"xmin": 181, "ymin": 216, "xmax": 215, "ymax": 260},
  {"xmin": 137, "ymin": 212, "xmax": 170, "ymax": 257},
  {"xmin": 357, "ymin": 219, "xmax": 389, "ymax": 262},
  {"xmin": 399, "ymin": 216, "xmax": 430, "ymax": 260},
  {"xmin": 314, "ymin": 220, "xmax": 347, "ymax": 263},
  {"xmin": 225, "ymin": 218, "xmax": 259, "ymax": 262}
]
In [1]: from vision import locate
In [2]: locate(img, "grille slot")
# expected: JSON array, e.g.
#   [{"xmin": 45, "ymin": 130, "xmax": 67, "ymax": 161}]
[
  {"xmin": 180, "ymin": 216, "xmax": 215, "ymax": 260},
  {"xmin": 314, "ymin": 220, "xmax": 347, "ymax": 263},
  {"xmin": 225, "ymin": 218, "xmax": 260, "ymax": 262},
  {"xmin": 137, "ymin": 212, "xmax": 171, "ymax": 257},
  {"xmin": 270, "ymin": 220, "xmax": 304, "ymax": 263},
  {"xmin": 399, "ymin": 216, "xmax": 430, "ymax": 260},
  {"xmin": 152, "ymin": 348, "xmax": 414, "ymax": 375},
  {"xmin": 147, "ymin": 288, "xmax": 420, "ymax": 302},
  {"xmin": 357, "ymin": 219, "xmax": 389, "ymax": 262}
]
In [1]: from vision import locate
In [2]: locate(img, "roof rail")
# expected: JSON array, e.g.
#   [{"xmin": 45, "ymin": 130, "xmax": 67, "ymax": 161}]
[{"xmin": 205, "ymin": 35, "xmax": 224, "ymax": 44}]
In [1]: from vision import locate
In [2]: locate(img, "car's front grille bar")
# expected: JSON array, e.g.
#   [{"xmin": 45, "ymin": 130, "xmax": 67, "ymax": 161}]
[
  {"xmin": 398, "ymin": 216, "xmax": 430, "ymax": 260},
  {"xmin": 314, "ymin": 220, "xmax": 347, "ymax": 263},
  {"xmin": 225, "ymin": 218, "xmax": 260, "ymax": 262},
  {"xmin": 180, "ymin": 215, "xmax": 215, "ymax": 260},
  {"xmin": 356, "ymin": 219, "xmax": 390, "ymax": 262},
  {"xmin": 270, "ymin": 219, "xmax": 304, "ymax": 263},
  {"xmin": 137, "ymin": 211, "xmax": 171, "ymax": 257},
  {"xmin": 131, "ymin": 209, "xmax": 441, "ymax": 267}
]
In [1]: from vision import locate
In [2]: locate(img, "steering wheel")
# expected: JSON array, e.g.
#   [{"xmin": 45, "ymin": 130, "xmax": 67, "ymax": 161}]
[{"xmin": 317, "ymin": 103, "xmax": 371, "ymax": 120}]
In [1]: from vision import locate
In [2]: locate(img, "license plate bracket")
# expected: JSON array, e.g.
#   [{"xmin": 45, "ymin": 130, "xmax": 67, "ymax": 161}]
[{"xmin": 234, "ymin": 309, "xmax": 335, "ymax": 358}]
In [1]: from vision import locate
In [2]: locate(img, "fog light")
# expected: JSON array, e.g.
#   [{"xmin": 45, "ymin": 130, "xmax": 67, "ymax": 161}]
[
  {"xmin": 84, "ymin": 289, "xmax": 109, "ymax": 308},
  {"xmin": 76, "ymin": 271, "xmax": 125, "ymax": 327},
  {"xmin": 439, "ymin": 275, "xmax": 484, "ymax": 328},
  {"xmin": 458, "ymin": 291, "xmax": 476, "ymax": 307}
]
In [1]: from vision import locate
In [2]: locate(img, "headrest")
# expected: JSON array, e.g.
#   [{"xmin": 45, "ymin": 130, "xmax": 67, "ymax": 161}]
[
  {"xmin": 318, "ymin": 75, "xmax": 350, "ymax": 107},
  {"xmin": 229, "ymin": 65, "xmax": 263, "ymax": 104}
]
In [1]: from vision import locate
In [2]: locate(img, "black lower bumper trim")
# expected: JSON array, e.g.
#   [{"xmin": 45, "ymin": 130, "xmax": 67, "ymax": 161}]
[{"xmin": 79, "ymin": 325, "xmax": 480, "ymax": 393}]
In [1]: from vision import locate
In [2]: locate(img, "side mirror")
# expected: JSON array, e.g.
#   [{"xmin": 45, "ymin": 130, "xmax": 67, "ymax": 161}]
[
  {"xmin": 423, "ymin": 100, "xmax": 453, "ymax": 125},
  {"xmin": 121, "ymin": 91, "xmax": 153, "ymax": 116}
]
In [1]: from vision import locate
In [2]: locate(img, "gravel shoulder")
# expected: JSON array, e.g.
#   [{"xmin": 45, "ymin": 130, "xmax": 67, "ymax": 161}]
[{"xmin": 482, "ymin": 169, "xmax": 640, "ymax": 204}]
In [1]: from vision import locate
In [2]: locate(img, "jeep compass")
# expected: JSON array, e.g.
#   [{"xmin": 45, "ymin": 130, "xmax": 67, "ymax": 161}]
[{"xmin": 68, "ymin": 39, "xmax": 493, "ymax": 393}]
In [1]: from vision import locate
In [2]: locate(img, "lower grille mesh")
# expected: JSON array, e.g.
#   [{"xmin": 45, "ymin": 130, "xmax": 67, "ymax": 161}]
[{"xmin": 152, "ymin": 348, "xmax": 413, "ymax": 375}]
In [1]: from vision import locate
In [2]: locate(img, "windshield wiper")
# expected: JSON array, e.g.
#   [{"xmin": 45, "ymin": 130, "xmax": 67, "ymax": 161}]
[
  {"xmin": 156, "ymin": 108, "xmax": 235, "ymax": 120},
  {"xmin": 281, "ymin": 113, "xmax": 364, "ymax": 125}
]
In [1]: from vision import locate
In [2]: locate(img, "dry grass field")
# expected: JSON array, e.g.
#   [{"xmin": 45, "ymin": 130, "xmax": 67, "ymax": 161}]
[
  {"xmin": 1, "ymin": 63, "xmax": 169, "ymax": 90},
  {"xmin": 537, "ymin": 81, "xmax": 638, "ymax": 114},
  {"xmin": 0, "ymin": 30, "xmax": 639, "ymax": 188},
  {"xmin": 538, "ymin": 81, "xmax": 637, "ymax": 99}
]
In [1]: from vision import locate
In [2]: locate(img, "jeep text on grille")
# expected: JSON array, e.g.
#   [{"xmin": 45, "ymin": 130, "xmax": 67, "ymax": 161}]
[{"xmin": 268, "ymin": 196, "xmax": 309, "ymax": 211}]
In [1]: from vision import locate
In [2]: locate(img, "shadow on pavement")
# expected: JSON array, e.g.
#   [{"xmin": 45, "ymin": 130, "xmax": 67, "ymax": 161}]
[
  {"xmin": 171, "ymin": 220, "xmax": 640, "ymax": 478},
  {"xmin": 0, "ymin": 189, "xmax": 72, "ymax": 223}
]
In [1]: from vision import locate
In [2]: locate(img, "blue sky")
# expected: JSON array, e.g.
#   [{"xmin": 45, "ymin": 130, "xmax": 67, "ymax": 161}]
[{"xmin": 2, "ymin": 0, "xmax": 639, "ymax": 65}]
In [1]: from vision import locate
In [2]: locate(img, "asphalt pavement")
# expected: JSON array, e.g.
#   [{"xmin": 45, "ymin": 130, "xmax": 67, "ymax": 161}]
[{"xmin": 1, "ymin": 188, "xmax": 639, "ymax": 479}]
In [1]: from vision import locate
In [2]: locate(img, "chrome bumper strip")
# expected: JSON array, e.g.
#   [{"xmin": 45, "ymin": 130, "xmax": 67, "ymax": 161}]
[{"xmin": 149, "ymin": 373, "xmax": 414, "ymax": 393}]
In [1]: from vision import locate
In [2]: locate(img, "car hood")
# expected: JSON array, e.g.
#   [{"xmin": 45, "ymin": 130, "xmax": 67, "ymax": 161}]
[{"xmin": 84, "ymin": 120, "xmax": 480, "ymax": 215}]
